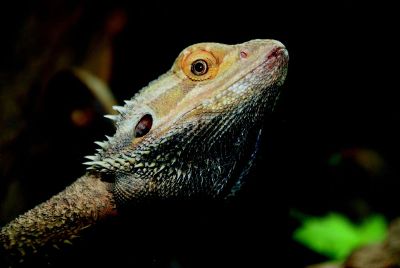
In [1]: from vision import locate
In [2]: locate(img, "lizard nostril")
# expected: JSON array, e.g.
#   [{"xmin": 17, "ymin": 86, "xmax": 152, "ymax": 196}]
[{"xmin": 267, "ymin": 47, "xmax": 285, "ymax": 60}]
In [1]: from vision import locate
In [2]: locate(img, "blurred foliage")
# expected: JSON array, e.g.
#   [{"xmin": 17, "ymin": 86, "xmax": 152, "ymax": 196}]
[
  {"xmin": 293, "ymin": 212, "xmax": 387, "ymax": 261},
  {"xmin": 328, "ymin": 148, "xmax": 386, "ymax": 177}
]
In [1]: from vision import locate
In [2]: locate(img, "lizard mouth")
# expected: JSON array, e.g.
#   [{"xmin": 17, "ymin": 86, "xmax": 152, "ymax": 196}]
[
  {"xmin": 267, "ymin": 46, "xmax": 287, "ymax": 60},
  {"xmin": 264, "ymin": 46, "xmax": 288, "ymax": 68},
  {"xmin": 241, "ymin": 45, "xmax": 288, "ymax": 79},
  {"xmin": 228, "ymin": 44, "xmax": 288, "ymax": 89},
  {"xmin": 258, "ymin": 45, "xmax": 289, "ymax": 86}
]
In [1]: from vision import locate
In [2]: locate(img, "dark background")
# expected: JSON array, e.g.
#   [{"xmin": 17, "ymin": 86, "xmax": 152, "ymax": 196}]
[{"xmin": 0, "ymin": 0, "xmax": 398, "ymax": 267}]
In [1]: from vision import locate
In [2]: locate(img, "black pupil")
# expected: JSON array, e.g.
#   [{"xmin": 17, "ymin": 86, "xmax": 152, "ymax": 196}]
[
  {"xmin": 191, "ymin": 60, "xmax": 208, "ymax": 75},
  {"xmin": 134, "ymin": 114, "xmax": 153, "ymax": 138}
]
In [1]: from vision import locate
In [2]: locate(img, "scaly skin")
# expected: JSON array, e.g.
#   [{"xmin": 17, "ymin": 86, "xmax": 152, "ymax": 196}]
[
  {"xmin": 0, "ymin": 39, "xmax": 288, "ymax": 264},
  {"xmin": 0, "ymin": 175, "xmax": 116, "ymax": 264}
]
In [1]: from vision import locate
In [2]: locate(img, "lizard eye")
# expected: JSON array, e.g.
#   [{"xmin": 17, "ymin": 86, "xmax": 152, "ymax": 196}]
[
  {"xmin": 191, "ymin": 59, "xmax": 208, "ymax": 76},
  {"xmin": 134, "ymin": 114, "xmax": 153, "ymax": 138},
  {"xmin": 182, "ymin": 50, "xmax": 219, "ymax": 81}
]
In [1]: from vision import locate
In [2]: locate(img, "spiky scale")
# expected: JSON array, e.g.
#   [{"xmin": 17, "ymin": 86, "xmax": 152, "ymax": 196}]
[
  {"xmin": 63, "ymin": 240, "xmax": 73, "ymax": 245},
  {"xmin": 122, "ymin": 155, "xmax": 136, "ymax": 164},
  {"xmin": 112, "ymin": 105, "xmax": 127, "ymax": 113},
  {"xmin": 134, "ymin": 163, "xmax": 144, "ymax": 168},
  {"xmin": 94, "ymin": 141, "xmax": 107, "ymax": 148},
  {"xmin": 105, "ymin": 159, "xmax": 121, "ymax": 168},
  {"xmin": 84, "ymin": 155, "xmax": 98, "ymax": 161},
  {"xmin": 176, "ymin": 169, "xmax": 183, "ymax": 180},
  {"xmin": 104, "ymin": 114, "xmax": 119, "ymax": 121},
  {"xmin": 154, "ymin": 164, "xmax": 166, "ymax": 175},
  {"xmin": 92, "ymin": 161, "xmax": 111, "ymax": 169},
  {"xmin": 115, "ymin": 158, "xmax": 126, "ymax": 165}
]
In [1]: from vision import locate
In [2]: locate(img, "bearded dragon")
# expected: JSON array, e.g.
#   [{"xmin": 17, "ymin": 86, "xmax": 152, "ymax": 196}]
[{"xmin": 0, "ymin": 39, "xmax": 288, "ymax": 264}]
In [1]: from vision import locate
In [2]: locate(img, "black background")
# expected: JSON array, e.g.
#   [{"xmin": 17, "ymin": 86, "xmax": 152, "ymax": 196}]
[{"xmin": 0, "ymin": 0, "xmax": 399, "ymax": 267}]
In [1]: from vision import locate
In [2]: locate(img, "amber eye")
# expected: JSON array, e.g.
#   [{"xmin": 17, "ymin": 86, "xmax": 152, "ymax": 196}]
[
  {"xmin": 134, "ymin": 114, "xmax": 153, "ymax": 138},
  {"xmin": 181, "ymin": 50, "xmax": 219, "ymax": 81},
  {"xmin": 191, "ymin": 59, "xmax": 208, "ymax": 76}
]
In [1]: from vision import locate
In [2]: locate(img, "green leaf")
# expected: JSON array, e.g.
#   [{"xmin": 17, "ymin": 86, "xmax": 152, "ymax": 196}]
[{"xmin": 293, "ymin": 213, "xmax": 387, "ymax": 260}]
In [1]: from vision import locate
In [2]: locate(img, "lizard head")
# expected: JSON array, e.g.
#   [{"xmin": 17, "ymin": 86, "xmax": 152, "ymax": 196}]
[{"xmin": 84, "ymin": 39, "xmax": 288, "ymax": 204}]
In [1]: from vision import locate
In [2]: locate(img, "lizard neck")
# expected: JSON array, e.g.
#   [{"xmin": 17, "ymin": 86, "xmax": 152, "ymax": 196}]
[
  {"xmin": 113, "ymin": 86, "xmax": 278, "ymax": 203},
  {"xmin": 0, "ymin": 175, "xmax": 116, "ymax": 264}
]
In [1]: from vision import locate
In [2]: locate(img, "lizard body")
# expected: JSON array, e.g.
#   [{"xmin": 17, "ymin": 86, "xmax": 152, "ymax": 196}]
[{"xmin": 0, "ymin": 39, "xmax": 288, "ymax": 263}]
